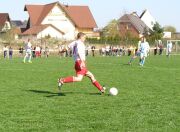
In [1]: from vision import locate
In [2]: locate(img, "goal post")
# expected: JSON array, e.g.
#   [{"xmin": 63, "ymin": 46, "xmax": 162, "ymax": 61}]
[{"xmin": 167, "ymin": 40, "xmax": 180, "ymax": 55}]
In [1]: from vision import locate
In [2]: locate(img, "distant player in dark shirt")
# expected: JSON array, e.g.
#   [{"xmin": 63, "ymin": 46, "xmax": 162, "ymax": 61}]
[{"xmin": 9, "ymin": 47, "xmax": 13, "ymax": 60}]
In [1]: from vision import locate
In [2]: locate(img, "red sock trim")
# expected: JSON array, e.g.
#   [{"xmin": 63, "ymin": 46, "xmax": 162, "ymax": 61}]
[{"xmin": 93, "ymin": 81, "xmax": 103, "ymax": 91}]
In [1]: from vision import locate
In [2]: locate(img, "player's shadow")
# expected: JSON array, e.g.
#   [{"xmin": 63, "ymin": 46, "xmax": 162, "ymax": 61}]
[
  {"xmin": 123, "ymin": 63, "xmax": 131, "ymax": 66},
  {"xmin": 89, "ymin": 93, "xmax": 110, "ymax": 96},
  {"xmin": 28, "ymin": 90, "xmax": 105, "ymax": 97},
  {"xmin": 89, "ymin": 93, "xmax": 102, "ymax": 95},
  {"xmin": 28, "ymin": 90, "xmax": 66, "ymax": 97}
]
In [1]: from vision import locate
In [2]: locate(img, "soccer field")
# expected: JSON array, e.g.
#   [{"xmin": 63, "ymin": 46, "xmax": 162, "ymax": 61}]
[{"xmin": 0, "ymin": 56, "xmax": 179, "ymax": 132}]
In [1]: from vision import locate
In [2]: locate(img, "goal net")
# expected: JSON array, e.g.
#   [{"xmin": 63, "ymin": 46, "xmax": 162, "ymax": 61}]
[{"xmin": 167, "ymin": 40, "xmax": 180, "ymax": 55}]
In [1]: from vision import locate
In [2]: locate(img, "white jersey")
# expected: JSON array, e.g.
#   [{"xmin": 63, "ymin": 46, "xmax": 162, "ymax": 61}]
[
  {"xmin": 140, "ymin": 42, "xmax": 150, "ymax": 57},
  {"xmin": 25, "ymin": 42, "xmax": 31, "ymax": 50},
  {"xmin": 25, "ymin": 42, "xmax": 32, "ymax": 53},
  {"xmin": 35, "ymin": 46, "xmax": 40, "ymax": 52},
  {"xmin": 140, "ymin": 42, "xmax": 150, "ymax": 53},
  {"xmin": 3, "ymin": 47, "xmax": 8, "ymax": 52},
  {"xmin": 68, "ymin": 40, "xmax": 85, "ymax": 61},
  {"xmin": 167, "ymin": 42, "xmax": 172, "ymax": 52}
]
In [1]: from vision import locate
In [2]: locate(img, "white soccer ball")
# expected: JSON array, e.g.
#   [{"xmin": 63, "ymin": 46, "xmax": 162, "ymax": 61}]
[{"xmin": 109, "ymin": 87, "xmax": 118, "ymax": 96}]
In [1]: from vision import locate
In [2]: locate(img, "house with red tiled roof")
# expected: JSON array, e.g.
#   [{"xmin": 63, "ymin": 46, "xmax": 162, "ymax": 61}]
[
  {"xmin": 0, "ymin": 13, "xmax": 11, "ymax": 33},
  {"xmin": 21, "ymin": 1, "xmax": 98, "ymax": 40},
  {"xmin": 118, "ymin": 12, "xmax": 150, "ymax": 38}
]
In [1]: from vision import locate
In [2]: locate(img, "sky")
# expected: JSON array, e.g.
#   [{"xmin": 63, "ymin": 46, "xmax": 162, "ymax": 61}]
[{"xmin": 1, "ymin": 0, "xmax": 180, "ymax": 31}]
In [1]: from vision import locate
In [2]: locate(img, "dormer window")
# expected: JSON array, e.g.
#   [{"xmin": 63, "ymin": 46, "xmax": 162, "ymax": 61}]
[
  {"xmin": 2, "ymin": 21, "xmax": 11, "ymax": 31},
  {"xmin": 126, "ymin": 23, "xmax": 132, "ymax": 30}
]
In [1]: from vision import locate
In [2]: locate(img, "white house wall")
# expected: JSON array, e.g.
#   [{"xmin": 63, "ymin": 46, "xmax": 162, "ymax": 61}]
[
  {"xmin": 41, "ymin": 5, "xmax": 76, "ymax": 40},
  {"xmin": 37, "ymin": 26, "xmax": 63, "ymax": 39},
  {"xmin": 141, "ymin": 10, "xmax": 156, "ymax": 30}
]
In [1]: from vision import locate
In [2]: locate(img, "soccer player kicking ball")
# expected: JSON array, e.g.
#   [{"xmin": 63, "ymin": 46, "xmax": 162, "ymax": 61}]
[
  {"xmin": 58, "ymin": 32, "xmax": 106, "ymax": 94},
  {"xmin": 23, "ymin": 39, "xmax": 32, "ymax": 63},
  {"xmin": 139, "ymin": 37, "xmax": 150, "ymax": 66},
  {"xmin": 128, "ymin": 40, "xmax": 141, "ymax": 65}
]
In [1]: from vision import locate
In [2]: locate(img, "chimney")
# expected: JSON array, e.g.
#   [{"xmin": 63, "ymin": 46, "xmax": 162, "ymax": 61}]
[
  {"xmin": 131, "ymin": 12, "xmax": 138, "ymax": 17},
  {"xmin": 63, "ymin": 2, "xmax": 69, "ymax": 7}
]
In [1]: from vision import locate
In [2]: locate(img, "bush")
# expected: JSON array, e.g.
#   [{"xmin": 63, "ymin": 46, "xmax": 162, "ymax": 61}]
[{"xmin": 87, "ymin": 36, "xmax": 139, "ymax": 46}]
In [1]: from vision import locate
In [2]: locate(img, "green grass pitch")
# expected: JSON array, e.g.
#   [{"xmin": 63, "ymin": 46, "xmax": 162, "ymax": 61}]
[{"xmin": 0, "ymin": 56, "xmax": 179, "ymax": 131}]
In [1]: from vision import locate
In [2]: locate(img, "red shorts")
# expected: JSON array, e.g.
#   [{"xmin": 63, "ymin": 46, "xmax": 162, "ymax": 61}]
[{"xmin": 75, "ymin": 60, "xmax": 88, "ymax": 75}]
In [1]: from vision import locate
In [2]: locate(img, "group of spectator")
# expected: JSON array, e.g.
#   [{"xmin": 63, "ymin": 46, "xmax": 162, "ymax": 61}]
[
  {"xmin": 1, "ymin": 42, "xmax": 169, "ymax": 59},
  {"xmin": 32, "ymin": 46, "xmax": 50, "ymax": 58},
  {"xmin": 58, "ymin": 44, "xmax": 69, "ymax": 57},
  {"xmin": 154, "ymin": 44, "xmax": 164, "ymax": 55},
  {"xmin": 1, "ymin": 45, "xmax": 50, "ymax": 59},
  {"xmin": 2, "ymin": 45, "xmax": 13, "ymax": 59},
  {"xmin": 99, "ymin": 45, "xmax": 134, "ymax": 57},
  {"xmin": 32, "ymin": 45, "xmax": 42, "ymax": 58}
]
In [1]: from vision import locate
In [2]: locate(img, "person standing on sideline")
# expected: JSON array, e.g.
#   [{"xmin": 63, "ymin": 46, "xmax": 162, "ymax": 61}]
[
  {"xmin": 158, "ymin": 40, "xmax": 163, "ymax": 55},
  {"xmin": 44, "ymin": 47, "xmax": 50, "ymax": 58},
  {"xmin": 91, "ymin": 45, "xmax": 96, "ymax": 57},
  {"xmin": 32, "ymin": 46, "xmax": 36, "ymax": 58},
  {"xmin": 35, "ymin": 45, "xmax": 41, "ymax": 57},
  {"xmin": 3, "ymin": 45, "xmax": 8, "ymax": 59},
  {"xmin": 58, "ymin": 32, "xmax": 106, "ymax": 94},
  {"xmin": 9, "ymin": 46, "xmax": 13, "ymax": 60},
  {"xmin": 19, "ymin": 46, "xmax": 24, "ymax": 57},
  {"xmin": 23, "ymin": 39, "xmax": 32, "ymax": 63},
  {"xmin": 139, "ymin": 37, "xmax": 150, "ymax": 66},
  {"xmin": 166, "ymin": 41, "xmax": 173, "ymax": 58}
]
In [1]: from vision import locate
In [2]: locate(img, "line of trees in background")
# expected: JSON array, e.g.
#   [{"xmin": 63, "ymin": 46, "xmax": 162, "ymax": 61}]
[
  {"xmin": 87, "ymin": 19, "xmax": 139, "ymax": 45},
  {"xmin": 0, "ymin": 18, "xmax": 178, "ymax": 47},
  {"xmin": 163, "ymin": 25, "xmax": 176, "ymax": 33},
  {"xmin": 87, "ymin": 19, "xmax": 178, "ymax": 46},
  {"xmin": 87, "ymin": 19, "xmax": 165, "ymax": 46}
]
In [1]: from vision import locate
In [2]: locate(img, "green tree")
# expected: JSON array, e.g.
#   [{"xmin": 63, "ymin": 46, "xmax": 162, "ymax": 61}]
[
  {"xmin": 147, "ymin": 22, "xmax": 164, "ymax": 44},
  {"xmin": 101, "ymin": 19, "xmax": 119, "ymax": 38},
  {"xmin": 163, "ymin": 25, "xmax": 176, "ymax": 33},
  {"xmin": 153, "ymin": 22, "xmax": 164, "ymax": 34},
  {"xmin": 0, "ymin": 27, "xmax": 15, "ymax": 45}
]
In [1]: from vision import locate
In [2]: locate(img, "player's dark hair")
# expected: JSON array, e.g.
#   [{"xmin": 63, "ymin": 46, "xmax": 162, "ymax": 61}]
[{"xmin": 77, "ymin": 32, "xmax": 86, "ymax": 39}]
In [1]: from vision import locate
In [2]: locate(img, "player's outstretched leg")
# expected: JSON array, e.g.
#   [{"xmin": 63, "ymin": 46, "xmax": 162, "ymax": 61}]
[
  {"xmin": 23, "ymin": 53, "xmax": 28, "ymax": 63},
  {"xmin": 85, "ymin": 71, "xmax": 106, "ymax": 94},
  {"xmin": 28, "ymin": 54, "xmax": 32, "ymax": 63},
  {"xmin": 58, "ymin": 74, "xmax": 84, "ymax": 91},
  {"xmin": 142, "ymin": 57, "xmax": 146, "ymax": 66},
  {"xmin": 140, "ymin": 57, "xmax": 145, "ymax": 66},
  {"xmin": 128, "ymin": 55, "xmax": 136, "ymax": 65},
  {"xmin": 61, "ymin": 74, "xmax": 84, "ymax": 83}
]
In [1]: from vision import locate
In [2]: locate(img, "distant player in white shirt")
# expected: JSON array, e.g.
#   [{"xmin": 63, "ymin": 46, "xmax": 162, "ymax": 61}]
[
  {"xmin": 58, "ymin": 32, "xmax": 106, "ymax": 94},
  {"xmin": 139, "ymin": 37, "xmax": 150, "ymax": 66},
  {"xmin": 166, "ymin": 41, "xmax": 173, "ymax": 57},
  {"xmin": 23, "ymin": 39, "xmax": 32, "ymax": 63}
]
